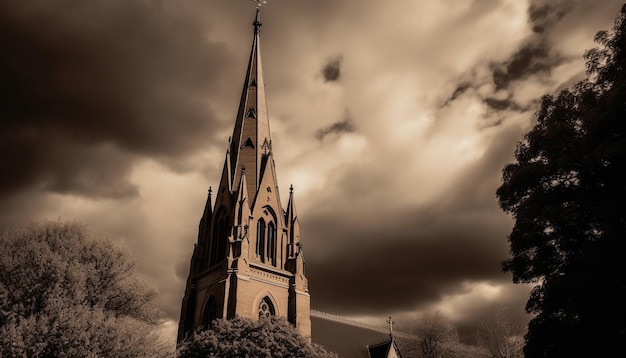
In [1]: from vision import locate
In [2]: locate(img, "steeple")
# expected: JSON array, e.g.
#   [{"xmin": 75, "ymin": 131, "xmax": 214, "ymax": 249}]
[
  {"xmin": 201, "ymin": 187, "xmax": 213, "ymax": 227},
  {"xmin": 286, "ymin": 184, "xmax": 301, "ymax": 257},
  {"xmin": 178, "ymin": 7, "xmax": 311, "ymax": 342},
  {"xmin": 228, "ymin": 8, "xmax": 272, "ymax": 199}
]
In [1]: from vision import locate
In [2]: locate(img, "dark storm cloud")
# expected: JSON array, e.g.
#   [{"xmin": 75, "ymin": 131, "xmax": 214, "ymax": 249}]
[
  {"xmin": 321, "ymin": 55, "xmax": 342, "ymax": 82},
  {"xmin": 304, "ymin": 121, "xmax": 524, "ymax": 315},
  {"xmin": 316, "ymin": 110, "xmax": 355, "ymax": 140},
  {"xmin": 307, "ymin": 223, "xmax": 510, "ymax": 314},
  {"xmin": 305, "ymin": 200, "xmax": 511, "ymax": 315},
  {"xmin": 441, "ymin": 83, "xmax": 472, "ymax": 107},
  {"xmin": 490, "ymin": 1, "xmax": 578, "ymax": 92},
  {"xmin": 0, "ymin": 138, "xmax": 139, "ymax": 199},
  {"xmin": 491, "ymin": 40, "xmax": 559, "ymax": 91},
  {"xmin": 528, "ymin": 0, "xmax": 575, "ymax": 33},
  {"xmin": 439, "ymin": 123, "xmax": 525, "ymax": 213},
  {"xmin": 483, "ymin": 97, "xmax": 512, "ymax": 111},
  {"xmin": 483, "ymin": 97, "xmax": 524, "ymax": 112},
  {"xmin": 0, "ymin": 0, "xmax": 230, "ymax": 199},
  {"xmin": 441, "ymin": 84, "xmax": 525, "ymax": 113}
]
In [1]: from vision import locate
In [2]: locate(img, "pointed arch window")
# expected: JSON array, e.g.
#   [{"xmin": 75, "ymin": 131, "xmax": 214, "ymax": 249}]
[
  {"xmin": 210, "ymin": 216, "xmax": 228, "ymax": 267},
  {"xmin": 267, "ymin": 222, "xmax": 277, "ymax": 266},
  {"xmin": 258, "ymin": 296, "xmax": 275, "ymax": 319},
  {"xmin": 261, "ymin": 138, "xmax": 271, "ymax": 154},
  {"xmin": 242, "ymin": 137, "xmax": 255, "ymax": 149},
  {"xmin": 256, "ymin": 219, "xmax": 266, "ymax": 262},
  {"xmin": 217, "ymin": 217, "xmax": 228, "ymax": 264},
  {"xmin": 256, "ymin": 219, "xmax": 277, "ymax": 266},
  {"xmin": 246, "ymin": 107, "xmax": 257, "ymax": 119},
  {"xmin": 209, "ymin": 221, "xmax": 220, "ymax": 266}
]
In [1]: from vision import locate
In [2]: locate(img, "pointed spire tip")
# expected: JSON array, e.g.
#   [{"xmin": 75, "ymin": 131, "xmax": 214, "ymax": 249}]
[{"xmin": 253, "ymin": 8, "xmax": 262, "ymax": 34}]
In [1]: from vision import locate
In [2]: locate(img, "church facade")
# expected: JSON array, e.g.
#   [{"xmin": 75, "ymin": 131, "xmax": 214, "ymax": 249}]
[{"xmin": 177, "ymin": 9, "xmax": 310, "ymax": 342}]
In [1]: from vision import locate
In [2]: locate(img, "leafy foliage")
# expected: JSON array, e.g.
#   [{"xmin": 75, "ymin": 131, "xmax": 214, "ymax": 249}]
[
  {"xmin": 496, "ymin": 5, "xmax": 626, "ymax": 357},
  {"xmin": 177, "ymin": 316, "xmax": 337, "ymax": 358},
  {"xmin": 0, "ymin": 220, "xmax": 172, "ymax": 357}
]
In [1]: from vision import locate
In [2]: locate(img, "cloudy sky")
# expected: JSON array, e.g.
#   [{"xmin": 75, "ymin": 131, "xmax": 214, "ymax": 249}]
[{"xmin": 1, "ymin": 0, "xmax": 623, "ymax": 345}]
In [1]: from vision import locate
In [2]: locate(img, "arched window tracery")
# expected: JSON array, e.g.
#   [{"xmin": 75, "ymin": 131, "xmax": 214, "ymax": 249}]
[
  {"xmin": 217, "ymin": 217, "xmax": 228, "ymax": 262},
  {"xmin": 209, "ymin": 209, "xmax": 228, "ymax": 267},
  {"xmin": 258, "ymin": 296, "xmax": 275, "ymax": 319},
  {"xmin": 256, "ymin": 217, "xmax": 278, "ymax": 266},
  {"xmin": 256, "ymin": 219, "xmax": 266, "ymax": 262},
  {"xmin": 267, "ymin": 222, "xmax": 276, "ymax": 266}
]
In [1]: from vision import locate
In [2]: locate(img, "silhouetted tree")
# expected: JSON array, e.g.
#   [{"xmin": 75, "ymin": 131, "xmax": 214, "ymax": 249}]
[
  {"xmin": 496, "ymin": 4, "xmax": 626, "ymax": 357},
  {"xmin": 177, "ymin": 316, "xmax": 337, "ymax": 358},
  {"xmin": 476, "ymin": 306, "xmax": 524, "ymax": 358},
  {"xmin": 0, "ymin": 220, "xmax": 172, "ymax": 357},
  {"xmin": 414, "ymin": 311, "xmax": 459, "ymax": 358}
]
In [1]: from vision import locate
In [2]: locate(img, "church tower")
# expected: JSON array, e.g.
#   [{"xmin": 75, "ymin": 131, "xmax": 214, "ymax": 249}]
[{"xmin": 177, "ymin": 9, "xmax": 310, "ymax": 342}]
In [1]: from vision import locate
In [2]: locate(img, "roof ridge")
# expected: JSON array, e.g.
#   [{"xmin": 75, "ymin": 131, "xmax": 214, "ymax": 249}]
[
  {"xmin": 311, "ymin": 310, "xmax": 418, "ymax": 339},
  {"xmin": 367, "ymin": 338, "xmax": 392, "ymax": 348}
]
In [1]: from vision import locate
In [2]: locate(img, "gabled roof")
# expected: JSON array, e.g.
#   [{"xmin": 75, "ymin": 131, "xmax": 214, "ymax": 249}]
[
  {"xmin": 367, "ymin": 337, "xmax": 403, "ymax": 358},
  {"xmin": 311, "ymin": 315, "xmax": 391, "ymax": 358}
]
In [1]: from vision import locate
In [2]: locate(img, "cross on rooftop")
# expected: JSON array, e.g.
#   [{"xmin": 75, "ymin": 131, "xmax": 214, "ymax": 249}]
[{"xmin": 387, "ymin": 316, "xmax": 394, "ymax": 336}]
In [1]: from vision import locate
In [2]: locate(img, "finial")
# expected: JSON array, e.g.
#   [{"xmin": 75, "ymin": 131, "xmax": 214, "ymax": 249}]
[
  {"xmin": 208, "ymin": 187, "xmax": 212, "ymax": 196},
  {"xmin": 242, "ymin": 166, "xmax": 246, "ymax": 175},
  {"xmin": 387, "ymin": 316, "xmax": 394, "ymax": 336},
  {"xmin": 251, "ymin": 0, "xmax": 267, "ymax": 34},
  {"xmin": 251, "ymin": 0, "xmax": 267, "ymax": 9},
  {"xmin": 289, "ymin": 184, "xmax": 294, "ymax": 195}
]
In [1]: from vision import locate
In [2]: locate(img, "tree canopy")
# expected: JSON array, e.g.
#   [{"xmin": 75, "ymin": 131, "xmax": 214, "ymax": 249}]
[
  {"xmin": 496, "ymin": 4, "xmax": 626, "ymax": 357},
  {"xmin": 413, "ymin": 311, "xmax": 458, "ymax": 358},
  {"xmin": 0, "ymin": 220, "xmax": 171, "ymax": 357},
  {"xmin": 177, "ymin": 316, "xmax": 337, "ymax": 358},
  {"xmin": 476, "ymin": 306, "xmax": 524, "ymax": 358}
]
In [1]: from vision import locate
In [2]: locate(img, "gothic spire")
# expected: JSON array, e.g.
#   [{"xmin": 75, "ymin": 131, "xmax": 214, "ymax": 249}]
[
  {"xmin": 235, "ymin": 168, "xmax": 251, "ymax": 225},
  {"xmin": 201, "ymin": 187, "xmax": 213, "ymax": 226},
  {"xmin": 227, "ymin": 8, "xmax": 272, "ymax": 199},
  {"xmin": 286, "ymin": 184, "xmax": 301, "ymax": 257},
  {"xmin": 179, "ymin": 5, "xmax": 311, "ymax": 341},
  {"xmin": 253, "ymin": 8, "xmax": 262, "ymax": 34},
  {"xmin": 286, "ymin": 184, "xmax": 298, "ymax": 225}
]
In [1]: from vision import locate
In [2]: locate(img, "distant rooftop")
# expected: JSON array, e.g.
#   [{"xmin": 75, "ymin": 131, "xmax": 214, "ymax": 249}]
[{"xmin": 311, "ymin": 311, "xmax": 417, "ymax": 358}]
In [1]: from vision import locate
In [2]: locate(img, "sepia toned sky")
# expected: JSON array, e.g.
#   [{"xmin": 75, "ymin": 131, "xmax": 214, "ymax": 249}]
[{"xmin": 1, "ymin": 0, "xmax": 623, "ymax": 345}]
